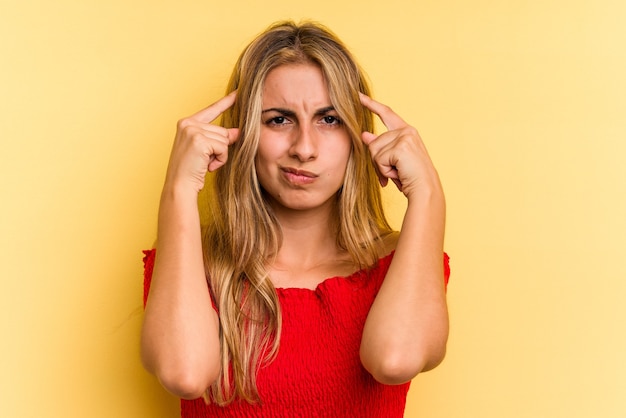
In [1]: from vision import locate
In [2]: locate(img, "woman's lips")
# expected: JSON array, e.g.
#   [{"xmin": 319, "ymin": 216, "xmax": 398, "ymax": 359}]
[{"xmin": 281, "ymin": 167, "xmax": 318, "ymax": 185}]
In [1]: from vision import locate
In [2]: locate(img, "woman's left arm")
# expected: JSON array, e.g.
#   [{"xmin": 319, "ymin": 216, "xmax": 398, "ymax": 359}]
[{"xmin": 359, "ymin": 93, "xmax": 448, "ymax": 385}]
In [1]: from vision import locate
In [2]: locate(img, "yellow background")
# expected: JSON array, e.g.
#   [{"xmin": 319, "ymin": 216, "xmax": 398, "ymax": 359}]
[{"xmin": 1, "ymin": 0, "xmax": 625, "ymax": 417}]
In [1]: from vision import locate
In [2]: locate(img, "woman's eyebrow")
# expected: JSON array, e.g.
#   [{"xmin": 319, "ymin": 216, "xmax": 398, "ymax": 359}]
[
  {"xmin": 260, "ymin": 106, "xmax": 336, "ymax": 117},
  {"xmin": 314, "ymin": 106, "xmax": 336, "ymax": 116},
  {"xmin": 261, "ymin": 108, "xmax": 296, "ymax": 118}
]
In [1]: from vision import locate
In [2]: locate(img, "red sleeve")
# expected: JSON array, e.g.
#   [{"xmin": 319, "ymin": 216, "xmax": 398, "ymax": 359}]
[
  {"xmin": 443, "ymin": 252, "xmax": 450, "ymax": 289},
  {"xmin": 142, "ymin": 249, "xmax": 156, "ymax": 308},
  {"xmin": 141, "ymin": 248, "xmax": 218, "ymax": 311}
]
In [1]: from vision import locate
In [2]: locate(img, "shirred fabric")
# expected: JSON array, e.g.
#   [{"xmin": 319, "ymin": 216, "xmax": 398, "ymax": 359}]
[{"xmin": 142, "ymin": 249, "xmax": 450, "ymax": 417}]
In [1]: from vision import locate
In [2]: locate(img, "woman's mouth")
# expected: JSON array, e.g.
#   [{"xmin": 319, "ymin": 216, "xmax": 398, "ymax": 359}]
[{"xmin": 281, "ymin": 167, "xmax": 318, "ymax": 185}]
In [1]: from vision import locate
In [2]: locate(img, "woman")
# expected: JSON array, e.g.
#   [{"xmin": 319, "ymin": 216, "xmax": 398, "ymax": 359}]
[{"xmin": 141, "ymin": 20, "xmax": 450, "ymax": 417}]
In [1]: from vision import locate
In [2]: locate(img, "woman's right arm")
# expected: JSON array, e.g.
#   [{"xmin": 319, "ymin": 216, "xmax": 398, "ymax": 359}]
[{"xmin": 140, "ymin": 92, "xmax": 238, "ymax": 400}]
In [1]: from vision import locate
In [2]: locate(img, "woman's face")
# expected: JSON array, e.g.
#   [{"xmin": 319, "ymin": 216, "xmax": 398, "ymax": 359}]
[{"xmin": 255, "ymin": 63, "xmax": 352, "ymax": 214}]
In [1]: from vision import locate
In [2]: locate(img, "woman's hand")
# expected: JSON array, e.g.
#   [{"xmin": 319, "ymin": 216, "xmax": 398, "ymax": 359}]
[
  {"xmin": 359, "ymin": 93, "xmax": 442, "ymax": 201},
  {"xmin": 164, "ymin": 91, "xmax": 239, "ymax": 193}
]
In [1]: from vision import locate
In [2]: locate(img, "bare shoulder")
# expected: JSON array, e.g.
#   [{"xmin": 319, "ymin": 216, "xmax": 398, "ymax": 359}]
[{"xmin": 380, "ymin": 231, "xmax": 400, "ymax": 256}]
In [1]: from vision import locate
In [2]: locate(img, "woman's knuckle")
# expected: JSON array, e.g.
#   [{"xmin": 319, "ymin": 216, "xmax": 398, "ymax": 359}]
[
  {"xmin": 177, "ymin": 118, "xmax": 192, "ymax": 130},
  {"xmin": 406, "ymin": 126, "xmax": 418, "ymax": 136}
]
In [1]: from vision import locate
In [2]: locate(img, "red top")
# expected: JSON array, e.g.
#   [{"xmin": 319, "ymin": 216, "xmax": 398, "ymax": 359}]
[{"xmin": 143, "ymin": 249, "xmax": 450, "ymax": 418}]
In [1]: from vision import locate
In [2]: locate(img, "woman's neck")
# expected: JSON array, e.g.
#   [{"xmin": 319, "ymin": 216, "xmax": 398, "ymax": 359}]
[
  {"xmin": 277, "ymin": 206, "xmax": 340, "ymax": 261},
  {"xmin": 268, "ymin": 203, "xmax": 356, "ymax": 289}
]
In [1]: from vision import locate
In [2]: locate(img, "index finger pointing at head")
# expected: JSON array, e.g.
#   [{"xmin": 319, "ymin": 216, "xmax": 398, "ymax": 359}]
[
  {"xmin": 359, "ymin": 92, "xmax": 407, "ymax": 131},
  {"xmin": 193, "ymin": 90, "xmax": 237, "ymax": 124}
]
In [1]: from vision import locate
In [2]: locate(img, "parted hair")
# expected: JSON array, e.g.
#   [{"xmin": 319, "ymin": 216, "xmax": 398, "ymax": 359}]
[{"xmin": 201, "ymin": 20, "xmax": 392, "ymax": 405}]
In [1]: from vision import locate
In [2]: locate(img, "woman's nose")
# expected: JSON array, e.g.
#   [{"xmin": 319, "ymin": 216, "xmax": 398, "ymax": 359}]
[{"xmin": 289, "ymin": 124, "xmax": 318, "ymax": 162}]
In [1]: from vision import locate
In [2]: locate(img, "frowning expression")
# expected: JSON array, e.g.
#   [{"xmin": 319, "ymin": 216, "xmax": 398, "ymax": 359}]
[{"xmin": 255, "ymin": 63, "xmax": 352, "ymax": 213}]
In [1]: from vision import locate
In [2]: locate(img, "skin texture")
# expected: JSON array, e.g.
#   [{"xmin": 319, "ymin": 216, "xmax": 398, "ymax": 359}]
[{"xmin": 140, "ymin": 62, "xmax": 448, "ymax": 398}]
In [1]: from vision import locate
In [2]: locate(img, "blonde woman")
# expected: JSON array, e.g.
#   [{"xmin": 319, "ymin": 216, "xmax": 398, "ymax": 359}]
[{"xmin": 141, "ymin": 20, "xmax": 450, "ymax": 417}]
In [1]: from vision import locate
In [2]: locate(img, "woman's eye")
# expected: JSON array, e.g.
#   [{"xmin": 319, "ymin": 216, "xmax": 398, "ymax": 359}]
[
  {"xmin": 266, "ymin": 116, "xmax": 288, "ymax": 126},
  {"xmin": 321, "ymin": 115, "xmax": 341, "ymax": 125}
]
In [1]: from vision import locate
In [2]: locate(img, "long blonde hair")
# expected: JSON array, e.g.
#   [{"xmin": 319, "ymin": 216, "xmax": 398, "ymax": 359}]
[{"xmin": 201, "ymin": 20, "xmax": 392, "ymax": 405}]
